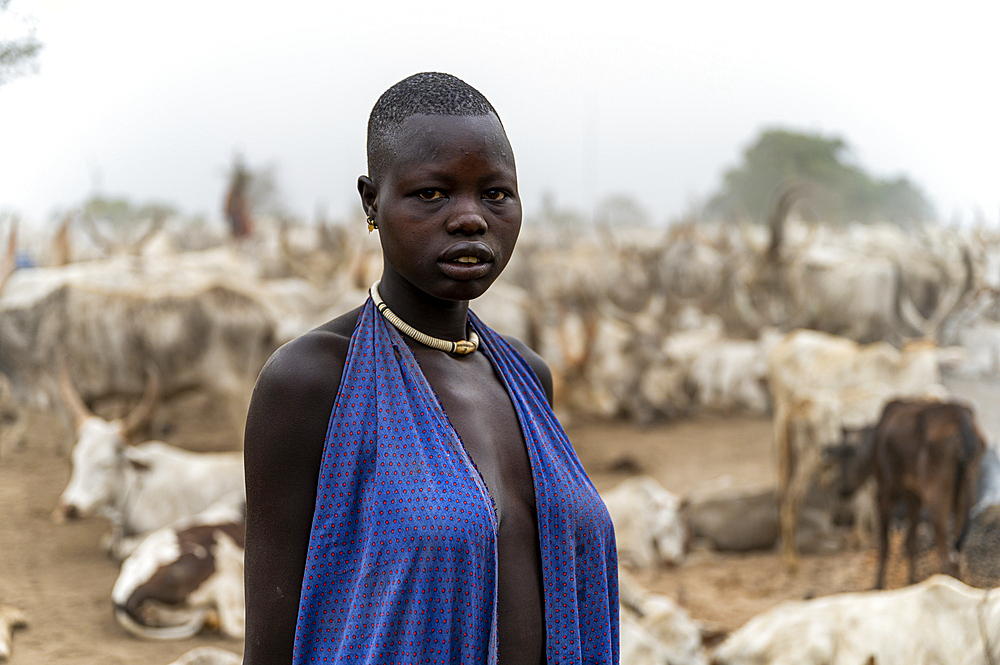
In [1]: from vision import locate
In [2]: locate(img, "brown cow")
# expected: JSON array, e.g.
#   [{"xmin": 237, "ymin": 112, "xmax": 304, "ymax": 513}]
[
  {"xmin": 111, "ymin": 498, "xmax": 245, "ymax": 640},
  {"xmin": 869, "ymin": 399, "xmax": 985, "ymax": 589}
]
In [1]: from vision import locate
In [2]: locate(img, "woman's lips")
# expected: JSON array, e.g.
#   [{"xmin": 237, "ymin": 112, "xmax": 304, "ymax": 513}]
[
  {"xmin": 437, "ymin": 242, "xmax": 495, "ymax": 280},
  {"xmin": 439, "ymin": 257, "xmax": 493, "ymax": 280}
]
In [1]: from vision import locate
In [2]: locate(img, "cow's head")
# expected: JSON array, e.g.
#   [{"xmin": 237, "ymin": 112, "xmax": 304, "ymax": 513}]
[
  {"xmin": 56, "ymin": 416, "xmax": 132, "ymax": 520},
  {"xmin": 53, "ymin": 366, "xmax": 159, "ymax": 523},
  {"xmin": 823, "ymin": 425, "xmax": 876, "ymax": 498}
]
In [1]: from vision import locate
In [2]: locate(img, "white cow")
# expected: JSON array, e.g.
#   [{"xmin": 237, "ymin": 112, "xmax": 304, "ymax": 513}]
[
  {"xmin": 710, "ymin": 575, "xmax": 1000, "ymax": 665},
  {"xmin": 55, "ymin": 371, "xmax": 244, "ymax": 558},
  {"xmin": 619, "ymin": 568, "xmax": 708, "ymax": 665},
  {"xmin": 686, "ymin": 330, "xmax": 783, "ymax": 414},
  {"xmin": 602, "ymin": 476, "xmax": 687, "ymax": 569},
  {"xmin": 767, "ymin": 330, "xmax": 947, "ymax": 406},
  {"xmin": 113, "ymin": 497, "xmax": 245, "ymax": 640},
  {"xmin": 0, "ymin": 248, "xmax": 280, "ymax": 447},
  {"xmin": 166, "ymin": 647, "xmax": 243, "ymax": 665}
]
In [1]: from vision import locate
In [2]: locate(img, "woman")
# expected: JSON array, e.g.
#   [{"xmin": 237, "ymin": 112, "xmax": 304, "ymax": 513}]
[{"xmin": 243, "ymin": 72, "xmax": 618, "ymax": 665}]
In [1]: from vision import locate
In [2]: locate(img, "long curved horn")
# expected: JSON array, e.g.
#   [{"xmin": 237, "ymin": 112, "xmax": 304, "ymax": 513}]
[
  {"xmin": 736, "ymin": 222, "xmax": 757, "ymax": 254},
  {"xmin": 58, "ymin": 365, "xmax": 92, "ymax": 430},
  {"xmin": 51, "ymin": 213, "xmax": 73, "ymax": 266},
  {"xmin": 925, "ymin": 245, "xmax": 976, "ymax": 338},
  {"xmin": 0, "ymin": 220, "xmax": 17, "ymax": 296},
  {"xmin": 78, "ymin": 208, "xmax": 118, "ymax": 254},
  {"xmin": 277, "ymin": 218, "xmax": 314, "ymax": 282},
  {"xmin": 894, "ymin": 245, "xmax": 976, "ymax": 340},
  {"xmin": 125, "ymin": 211, "xmax": 168, "ymax": 255},
  {"xmin": 121, "ymin": 365, "xmax": 160, "ymax": 440},
  {"xmin": 765, "ymin": 180, "xmax": 807, "ymax": 264},
  {"xmin": 730, "ymin": 273, "xmax": 766, "ymax": 332},
  {"xmin": 893, "ymin": 260, "xmax": 928, "ymax": 338},
  {"xmin": 555, "ymin": 314, "xmax": 584, "ymax": 374}
]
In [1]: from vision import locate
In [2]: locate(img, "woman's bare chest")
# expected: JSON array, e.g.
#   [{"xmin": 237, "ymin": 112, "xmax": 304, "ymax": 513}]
[{"xmin": 414, "ymin": 349, "xmax": 537, "ymax": 522}]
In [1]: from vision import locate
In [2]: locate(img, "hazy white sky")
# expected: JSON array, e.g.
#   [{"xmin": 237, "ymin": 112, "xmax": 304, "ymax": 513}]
[{"xmin": 1, "ymin": 0, "xmax": 998, "ymax": 228}]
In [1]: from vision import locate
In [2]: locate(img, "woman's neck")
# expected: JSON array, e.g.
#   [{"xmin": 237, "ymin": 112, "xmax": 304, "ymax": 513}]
[{"xmin": 375, "ymin": 266, "xmax": 471, "ymax": 342}]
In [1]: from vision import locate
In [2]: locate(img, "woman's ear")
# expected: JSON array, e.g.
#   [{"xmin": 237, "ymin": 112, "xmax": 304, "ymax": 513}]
[{"xmin": 358, "ymin": 175, "xmax": 378, "ymax": 220}]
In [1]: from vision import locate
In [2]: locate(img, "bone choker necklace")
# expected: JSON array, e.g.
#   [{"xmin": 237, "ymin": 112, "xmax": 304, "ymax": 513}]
[{"xmin": 370, "ymin": 281, "xmax": 479, "ymax": 355}]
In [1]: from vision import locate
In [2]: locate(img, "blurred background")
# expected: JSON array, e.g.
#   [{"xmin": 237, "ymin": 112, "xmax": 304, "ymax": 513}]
[
  {"xmin": 2, "ymin": 1, "xmax": 1000, "ymax": 664},
  {"xmin": 2, "ymin": 0, "xmax": 998, "ymax": 229}
]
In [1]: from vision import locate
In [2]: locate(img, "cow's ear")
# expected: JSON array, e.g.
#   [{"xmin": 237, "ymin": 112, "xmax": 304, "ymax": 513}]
[
  {"xmin": 697, "ymin": 620, "xmax": 728, "ymax": 649},
  {"xmin": 122, "ymin": 448, "xmax": 151, "ymax": 472},
  {"xmin": 128, "ymin": 458, "xmax": 151, "ymax": 472}
]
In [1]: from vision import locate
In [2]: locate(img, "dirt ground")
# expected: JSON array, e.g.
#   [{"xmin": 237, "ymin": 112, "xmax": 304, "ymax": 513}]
[{"xmin": 2, "ymin": 409, "xmax": 948, "ymax": 665}]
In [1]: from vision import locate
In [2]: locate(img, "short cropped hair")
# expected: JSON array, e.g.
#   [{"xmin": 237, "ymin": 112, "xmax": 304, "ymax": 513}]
[{"xmin": 366, "ymin": 72, "xmax": 502, "ymax": 183}]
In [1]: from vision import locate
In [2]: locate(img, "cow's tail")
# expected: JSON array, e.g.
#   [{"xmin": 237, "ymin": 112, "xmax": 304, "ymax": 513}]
[
  {"xmin": 114, "ymin": 605, "xmax": 208, "ymax": 641},
  {"xmin": 954, "ymin": 407, "xmax": 984, "ymax": 550}
]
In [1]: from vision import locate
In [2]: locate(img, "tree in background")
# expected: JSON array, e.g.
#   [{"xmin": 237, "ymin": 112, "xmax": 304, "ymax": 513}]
[
  {"xmin": 82, "ymin": 196, "xmax": 177, "ymax": 227},
  {"xmin": 703, "ymin": 129, "xmax": 935, "ymax": 225},
  {"xmin": 0, "ymin": 0, "xmax": 42, "ymax": 86}
]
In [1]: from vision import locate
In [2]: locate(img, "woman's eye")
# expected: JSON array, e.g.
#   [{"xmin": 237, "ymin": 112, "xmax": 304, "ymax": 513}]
[
  {"xmin": 417, "ymin": 190, "xmax": 444, "ymax": 201},
  {"xmin": 484, "ymin": 189, "xmax": 506, "ymax": 201}
]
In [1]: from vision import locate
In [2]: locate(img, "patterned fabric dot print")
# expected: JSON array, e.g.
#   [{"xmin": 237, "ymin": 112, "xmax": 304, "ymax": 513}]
[{"xmin": 293, "ymin": 298, "xmax": 619, "ymax": 664}]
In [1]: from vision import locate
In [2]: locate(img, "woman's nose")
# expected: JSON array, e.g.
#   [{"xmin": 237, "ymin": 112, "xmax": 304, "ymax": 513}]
[{"xmin": 446, "ymin": 197, "xmax": 488, "ymax": 235}]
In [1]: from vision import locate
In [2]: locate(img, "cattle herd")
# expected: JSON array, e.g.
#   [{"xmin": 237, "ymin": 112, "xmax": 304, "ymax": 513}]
[{"xmin": 3, "ymin": 205, "xmax": 1000, "ymax": 664}]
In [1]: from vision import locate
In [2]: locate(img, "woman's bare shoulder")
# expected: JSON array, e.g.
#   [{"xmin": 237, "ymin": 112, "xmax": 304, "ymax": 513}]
[
  {"xmin": 500, "ymin": 334, "xmax": 554, "ymax": 407},
  {"xmin": 254, "ymin": 307, "xmax": 362, "ymax": 401},
  {"xmin": 246, "ymin": 306, "xmax": 363, "ymax": 461}
]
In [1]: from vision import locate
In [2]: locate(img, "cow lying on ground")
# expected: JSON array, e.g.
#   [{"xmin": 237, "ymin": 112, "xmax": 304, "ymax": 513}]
[
  {"xmin": 682, "ymin": 484, "xmax": 856, "ymax": 554},
  {"xmin": 710, "ymin": 575, "xmax": 1000, "ymax": 665},
  {"xmin": 0, "ymin": 605, "xmax": 27, "ymax": 662},
  {"xmin": 962, "ymin": 504, "xmax": 1000, "ymax": 587},
  {"xmin": 113, "ymin": 497, "xmax": 245, "ymax": 640},
  {"xmin": 619, "ymin": 568, "xmax": 709, "ymax": 665},
  {"xmin": 602, "ymin": 476, "xmax": 686, "ymax": 568},
  {"xmin": 166, "ymin": 647, "xmax": 243, "ymax": 665},
  {"xmin": 961, "ymin": 445, "xmax": 1000, "ymax": 586},
  {"xmin": 54, "ymin": 370, "xmax": 244, "ymax": 558}
]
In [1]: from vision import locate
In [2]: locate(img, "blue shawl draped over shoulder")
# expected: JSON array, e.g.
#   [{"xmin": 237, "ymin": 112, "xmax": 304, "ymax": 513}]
[{"xmin": 293, "ymin": 298, "xmax": 618, "ymax": 664}]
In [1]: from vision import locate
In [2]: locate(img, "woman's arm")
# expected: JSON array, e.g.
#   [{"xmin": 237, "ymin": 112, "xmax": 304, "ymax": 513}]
[{"xmin": 243, "ymin": 329, "xmax": 349, "ymax": 665}]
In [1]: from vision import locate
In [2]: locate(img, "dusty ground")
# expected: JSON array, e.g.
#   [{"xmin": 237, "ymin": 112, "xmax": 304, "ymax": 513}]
[
  {"xmin": 2, "ymin": 375, "xmax": 995, "ymax": 663},
  {"xmin": 0, "ymin": 443, "xmax": 243, "ymax": 665}
]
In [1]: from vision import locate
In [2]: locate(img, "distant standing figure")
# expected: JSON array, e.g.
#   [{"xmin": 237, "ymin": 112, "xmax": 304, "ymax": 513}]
[{"xmin": 224, "ymin": 157, "xmax": 254, "ymax": 239}]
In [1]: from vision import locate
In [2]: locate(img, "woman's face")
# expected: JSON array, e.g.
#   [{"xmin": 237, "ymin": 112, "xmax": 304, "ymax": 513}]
[{"xmin": 366, "ymin": 113, "xmax": 521, "ymax": 302}]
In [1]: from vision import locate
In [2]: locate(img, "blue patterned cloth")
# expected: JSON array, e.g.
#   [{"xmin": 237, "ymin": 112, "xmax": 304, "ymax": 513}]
[{"xmin": 293, "ymin": 298, "xmax": 619, "ymax": 664}]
